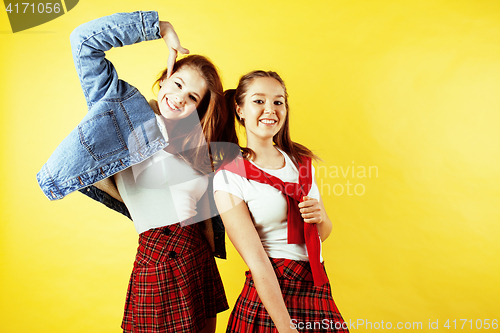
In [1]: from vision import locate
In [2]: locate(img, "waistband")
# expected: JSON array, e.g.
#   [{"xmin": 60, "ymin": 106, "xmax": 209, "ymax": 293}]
[{"xmin": 246, "ymin": 258, "xmax": 328, "ymax": 283}]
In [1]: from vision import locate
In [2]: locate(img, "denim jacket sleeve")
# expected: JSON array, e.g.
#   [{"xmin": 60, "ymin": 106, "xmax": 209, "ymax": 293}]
[
  {"xmin": 37, "ymin": 11, "xmax": 167, "ymax": 201},
  {"xmin": 70, "ymin": 11, "xmax": 161, "ymax": 109}
]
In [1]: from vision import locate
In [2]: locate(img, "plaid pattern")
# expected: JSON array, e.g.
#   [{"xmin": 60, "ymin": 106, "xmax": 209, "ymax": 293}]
[
  {"xmin": 122, "ymin": 222, "xmax": 229, "ymax": 333},
  {"xmin": 227, "ymin": 258, "xmax": 349, "ymax": 333}
]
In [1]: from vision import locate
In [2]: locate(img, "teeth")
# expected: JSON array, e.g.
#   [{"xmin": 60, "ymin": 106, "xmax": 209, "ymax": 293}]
[
  {"xmin": 260, "ymin": 119, "xmax": 277, "ymax": 124},
  {"xmin": 167, "ymin": 98, "xmax": 180, "ymax": 111}
]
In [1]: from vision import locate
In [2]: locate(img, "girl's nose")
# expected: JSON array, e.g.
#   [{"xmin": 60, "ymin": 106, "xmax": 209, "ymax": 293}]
[
  {"xmin": 173, "ymin": 93, "xmax": 186, "ymax": 106},
  {"xmin": 264, "ymin": 103, "xmax": 275, "ymax": 114}
]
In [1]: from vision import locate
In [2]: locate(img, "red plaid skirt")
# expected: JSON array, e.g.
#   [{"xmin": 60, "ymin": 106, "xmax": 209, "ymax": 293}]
[
  {"xmin": 227, "ymin": 258, "xmax": 349, "ymax": 333},
  {"xmin": 122, "ymin": 222, "xmax": 229, "ymax": 333}
]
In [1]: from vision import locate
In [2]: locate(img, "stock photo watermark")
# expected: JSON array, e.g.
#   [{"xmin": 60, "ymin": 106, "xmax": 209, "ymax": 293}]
[
  {"xmin": 3, "ymin": 0, "xmax": 79, "ymax": 32},
  {"xmin": 316, "ymin": 161, "xmax": 379, "ymax": 196},
  {"xmin": 291, "ymin": 318, "xmax": 499, "ymax": 330}
]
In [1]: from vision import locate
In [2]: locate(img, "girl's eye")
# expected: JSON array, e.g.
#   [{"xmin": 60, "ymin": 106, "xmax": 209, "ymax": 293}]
[
  {"xmin": 175, "ymin": 82, "xmax": 182, "ymax": 89},
  {"xmin": 189, "ymin": 95, "xmax": 197, "ymax": 102},
  {"xmin": 253, "ymin": 100, "xmax": 264, "ymax": 104},
  {"xmin": 274, "ymin": 101, "xmax": 283, "ymax": 105}
]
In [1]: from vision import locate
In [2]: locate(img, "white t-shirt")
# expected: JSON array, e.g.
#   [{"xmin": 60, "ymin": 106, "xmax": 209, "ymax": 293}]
[
  {"xmin": 213, "ymin": 149, "xmax": 322, "ymax": 261},
  {"xmin": 115, "ymin": 115, "xmax": 208, "ymax": 234}
]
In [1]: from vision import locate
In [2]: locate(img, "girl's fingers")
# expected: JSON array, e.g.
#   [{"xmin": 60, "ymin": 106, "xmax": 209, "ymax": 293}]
[
  {"xmin": 299, "ymin": 204, "xmax": 320, "ymax": 214},
  {"xmin": 303, "ymin": 216, "xmax": 322, "ymax": 224},
  {"xmin": 298, "ymin": 197, "xmax": 318, "ymax": 208}
]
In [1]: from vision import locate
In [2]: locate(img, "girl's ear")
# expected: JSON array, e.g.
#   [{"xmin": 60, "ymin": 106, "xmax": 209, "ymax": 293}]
[{"xmin": 236, "ymin": 105, "xmax": 244, "ymax": 119}]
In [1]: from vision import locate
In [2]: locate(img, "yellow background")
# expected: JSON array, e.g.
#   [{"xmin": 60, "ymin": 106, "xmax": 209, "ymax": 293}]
[{"xmin": 1, "ymin": 0, "xmax": 499, "ymax": 332}]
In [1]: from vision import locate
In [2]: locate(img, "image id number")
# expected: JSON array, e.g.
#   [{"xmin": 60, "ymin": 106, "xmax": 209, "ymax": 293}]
[
  {"xmin": 6, "ymin": 3, "xmax": 62, "ymax": 14},
  {"xmin": 444, "ymin": 319, "xmax": 498, "ymax": 329}
]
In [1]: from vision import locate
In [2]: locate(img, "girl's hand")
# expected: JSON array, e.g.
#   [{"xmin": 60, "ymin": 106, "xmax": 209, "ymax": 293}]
[
  {"xmin": 159, "ymin": 21, "xmax": 189, "ymax": 78},
  {"xmin": 298, "ymin": 196, "xmax": 322, "ymax": 224}
]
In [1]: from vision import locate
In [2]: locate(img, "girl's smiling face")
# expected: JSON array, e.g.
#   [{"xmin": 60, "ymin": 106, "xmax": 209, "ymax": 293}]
[
  {"xmin": 157, "ymin": 66, "xmax": 207, "ymax": 121},
  {"xmin": 237, "ymin": 77, "xmax": 287, "ymax": 142}
]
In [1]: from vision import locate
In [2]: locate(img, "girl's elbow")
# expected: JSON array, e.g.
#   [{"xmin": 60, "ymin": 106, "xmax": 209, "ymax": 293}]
[{"xmin": 320, "ymin": 221, "xmax": 333, "ymax": 242}]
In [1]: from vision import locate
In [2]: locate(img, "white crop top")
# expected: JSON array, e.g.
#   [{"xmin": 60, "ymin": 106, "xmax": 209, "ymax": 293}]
[
  {"xmin": 213, "ymin": 149, "xmax": 322, "ymax": 261},
  {"xmin": 115, "ymin": 115, "xmax": 208, "ymax": 234}
]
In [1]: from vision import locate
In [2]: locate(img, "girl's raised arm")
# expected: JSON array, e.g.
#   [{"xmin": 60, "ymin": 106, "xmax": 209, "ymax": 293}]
[
  {"xmin": 70, "ymin": 11, "xmax": 182, "ymax": 109},
  {"xmin": 159, "ymin": 21, "xmax": 189, "ymax": 78}
]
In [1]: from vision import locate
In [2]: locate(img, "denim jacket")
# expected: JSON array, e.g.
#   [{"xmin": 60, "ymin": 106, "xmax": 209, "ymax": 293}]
[{"xmin": 36, "ymin": 11, "xmax": 226, "ymax": 258}]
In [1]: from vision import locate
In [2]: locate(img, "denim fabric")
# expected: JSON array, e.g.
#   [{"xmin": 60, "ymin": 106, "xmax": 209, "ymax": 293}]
[
  {"xmin": 79, "ymin": 185, "xmax": 132, "ymax": 220},
  {"xmin": 80, "ymin": 181, "xmax": 226, "ymax": 259},
  {"xmin": 37, "ymin": 11, "xmax": 167, "ymax": 200},
  {"xmin": 36, "ymin": 11, "xmax": 226, "ymax": 258},
  {"xmin": 79, "ymin": 180, "xmax": 226, "ymax": 259},
  {"xmin": 207, "ymin": 174, "xmax": 227, "ymax": 259},
  {"xmin": 212, "ymin": 216, "xmax": 226, "ymax": 259}
]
